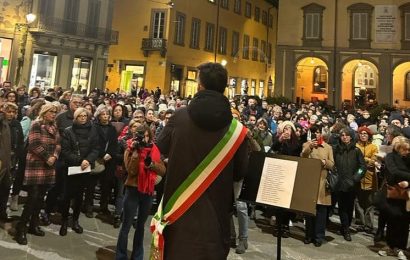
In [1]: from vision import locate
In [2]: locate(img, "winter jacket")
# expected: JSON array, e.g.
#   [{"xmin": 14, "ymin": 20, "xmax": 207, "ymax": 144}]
[
  {"xmin": 61, "ymin": 122, "xmax": 99, "ymax": 168},
  {"xmin": 157, "ymin": 89, "xmax": 249, "ymax": 260},
  {"xmin": 0, "ymin": 113, "xmax": 11, "ymax": 182},
  {"xmin": 301, "ymin": 141, "xmax": 334, "ymax": 205},
  {"xmin": 385, "ymin": 151, "xmax": 410, "ymax": 185},
  {"xmin": 333, "ymin": 142, "xmax": 366, "ymax": 192},
  {"xmin": 24, "ymin": 120, "xmax": 61, "ymax": 186},
  {"xmin": 356, "ymin": 142, "xmax": 379, "ymax": 190}
]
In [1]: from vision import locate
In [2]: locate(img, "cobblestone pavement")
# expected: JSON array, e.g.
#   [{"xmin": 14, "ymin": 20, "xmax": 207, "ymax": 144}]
[{"xmin": 0, "ymin": 205, "xmax": 404, "ymax": 260}]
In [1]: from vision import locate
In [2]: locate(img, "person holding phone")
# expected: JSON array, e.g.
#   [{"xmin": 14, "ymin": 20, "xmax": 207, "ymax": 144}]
[{"xmin": 301, "ymin": 125, "xmax": 334, "ymax": 247}]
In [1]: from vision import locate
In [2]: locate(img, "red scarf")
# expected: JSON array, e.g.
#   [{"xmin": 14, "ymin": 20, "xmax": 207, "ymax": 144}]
[{"xmin": 127, "ymin": 140, "xmax": 160, "ymax": 195}]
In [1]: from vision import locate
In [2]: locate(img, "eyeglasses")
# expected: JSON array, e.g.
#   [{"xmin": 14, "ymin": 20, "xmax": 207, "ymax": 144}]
[{"xmin": 134, "ymin": 116, "xmax": 144, "ymax": 118}]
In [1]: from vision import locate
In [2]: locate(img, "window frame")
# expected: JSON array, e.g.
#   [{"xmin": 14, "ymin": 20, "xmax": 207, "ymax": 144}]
[
  {"xmin": 399, "ymin": 3, "xmax": 410, "ymax": 49},
  {"xmin": 260, "ymin": 40, "xmax": 266, "ymax": 62},
  {"xmin": 220, "ymin": 0, "xmax": 229, "ymax": 10},
  {"xmin": 204, "ymin": 22, "xmax": 215, "ymax": 52},
  {"xmin": 245, "ymin": 2, "xmax": 252, "ymax": 18},
  {"xmin": 150, "ymin": 10, "xmax": 167, "ymax": 39},
  {"xmin": 348, "ymin": 3, "xmax": 374, "ymax": 49},
  {"xmin": 190, "ymin": 17, "xmax": 201, "ymax": 49},
  {"xmin": 231, "ymin": 31, "xmax": 240, "ymax": 57},
  {"xmin": 242, "ymin": 34, "xmax": 250, "ymax": 59},
  {"xmin": 234, "ymin": 0, "xmax": 241, "ymax": 14},
  {"xmin": 218, "ymin": 26, "xmax": 228, "ymax": 54},
  {"xmin": 405, "ymin": 71, "xmax": 410, "ymax": 100},
  {"xmin": 254, "ymin": 6, "xmax": 260, "ymax": 22},
  {"xmin": 174, "ymin": 12, "xmax": 186, "ymax": 46},
  {"xmin": 302, "ymin": 3, "xmax": 325, "ymax": 47},
  {"xmin": 252, "ymin": 37, "xmax": 259, "ymax": 61}
]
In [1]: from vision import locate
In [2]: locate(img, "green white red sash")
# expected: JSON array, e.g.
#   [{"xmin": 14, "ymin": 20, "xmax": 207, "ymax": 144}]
[{"xmin": 150, "ymin": 119, "xmax": 247, "ymax": 260}]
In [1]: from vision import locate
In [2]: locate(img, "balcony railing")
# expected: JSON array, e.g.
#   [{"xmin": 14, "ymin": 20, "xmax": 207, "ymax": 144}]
[
  {"xmin": 30, "ymin": 16, "xmax": 119, "ymax": 44},
  {"xmin": 141, "ymin": 38, "xmax": 167, "ymax": 57}
]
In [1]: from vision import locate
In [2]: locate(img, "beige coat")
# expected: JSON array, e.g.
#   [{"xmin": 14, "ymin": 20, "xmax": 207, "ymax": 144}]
[{"xmin": 301, "ymin": 142, "xmax": 335, "ymax": 206}]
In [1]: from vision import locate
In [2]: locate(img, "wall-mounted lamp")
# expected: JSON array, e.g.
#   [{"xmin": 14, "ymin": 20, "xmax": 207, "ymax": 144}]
[
  {"xmin": 221, "ymin": 59, "xmax": 227, "ymax": 66},
  {"xmin": 26, "ymin": 13, "xmax": 37, "ymax": 24}
]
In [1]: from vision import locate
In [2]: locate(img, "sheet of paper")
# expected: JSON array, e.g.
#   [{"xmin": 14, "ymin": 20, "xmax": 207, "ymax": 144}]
[
  {"xmin": 68, "ymin": 166, "xmax": 91, "ymax": 175},
  {"xmin": 256, "ymin": 157, "xmax": 298, "ymax": 209}
]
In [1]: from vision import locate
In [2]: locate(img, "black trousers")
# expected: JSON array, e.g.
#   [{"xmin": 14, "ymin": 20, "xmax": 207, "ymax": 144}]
[
  {"xmin": 0, "ymin": 172, "xmax": 11, "ymax": 215},
  {"xmin": 61, "ymin": 174, "xmax": 88, "ymax": 221},
  {"xmin": 337, "ymin": 190, "xmax": 356, "ymax": 230},
  {"xmin": 11, "ymin": 149, "xmax": 28, "ymax": 195},
  {"xmin": 386, "ymin": 198, "xmax": 409, "ymax": 250},
  {"xmin": 305, "ymin": 205, "xmax": 328, "ymax": 242},
  {"xmin": 20, "ymin": 185, "xmax": 48, "ymax": 227},
  {"xmin": 45, "ymin": 160, "xmax": 67, "ymax": 214}
]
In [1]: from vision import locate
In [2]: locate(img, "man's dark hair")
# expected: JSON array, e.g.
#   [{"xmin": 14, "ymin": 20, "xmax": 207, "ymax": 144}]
[{"xmin": 197, "ymin": 62, "xmax": 227, "ymax": 93}]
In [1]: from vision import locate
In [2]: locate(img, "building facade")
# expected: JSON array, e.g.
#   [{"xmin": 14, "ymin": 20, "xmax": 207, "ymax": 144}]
[
  {"xmin": 107, "ymin": 0, "xmax": 277, "ymax": 98},
  {"xmin": 0, "ymin": 0, "xmax": 118, "ymax": 92},
  {"xmin": 275, "ymin": 0, "xmax": 410, "ymax": 107}
]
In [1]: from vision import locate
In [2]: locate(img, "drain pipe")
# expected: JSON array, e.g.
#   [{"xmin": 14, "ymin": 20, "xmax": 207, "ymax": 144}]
[{"xmin": 332, "ymin": 0, "xmax": 338, "ymax": 107}]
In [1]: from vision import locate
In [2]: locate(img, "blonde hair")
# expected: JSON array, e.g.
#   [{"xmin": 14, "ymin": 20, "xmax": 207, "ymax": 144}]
[
  {"xmin": 392, "ymin": 136, "xmax": 410, "ymax": 152},
  {"xmin": 37, "ymin": 103, "xmax": 58, "ymax": 122},
  {"xmin": 73, "ymin": 107, "xmax": 91, "ymax": 122}
]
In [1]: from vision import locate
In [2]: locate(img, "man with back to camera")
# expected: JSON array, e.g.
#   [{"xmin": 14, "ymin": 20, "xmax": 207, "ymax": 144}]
[{"xmin": 154, "ymin": 62, "xmax": 249, "ymax": 259}]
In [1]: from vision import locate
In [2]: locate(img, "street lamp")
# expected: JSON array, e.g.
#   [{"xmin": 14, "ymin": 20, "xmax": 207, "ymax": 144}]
[
  {"xmin": 208, "ymin": 0, "xmax": 220, "ymax": 62},
  {"xmin": 15, "ymin": 13, "xmax": 37, "ymax": 86},
  {"xmin": 221, "ymin": 59, "xmax": 227, "ymax": 66}
]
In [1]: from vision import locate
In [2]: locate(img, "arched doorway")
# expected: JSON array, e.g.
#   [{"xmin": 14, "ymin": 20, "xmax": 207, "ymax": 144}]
[
  {"xmin": 341, "ymin": 60, "xmax": 378, "ymax": 108},
  {"xmin": 295, "ymin": 57, "xmax": 328, "ymax": 103},
  {"xmin": 393, "ymin": 62, "xmax": 410, "ymax": 108}
]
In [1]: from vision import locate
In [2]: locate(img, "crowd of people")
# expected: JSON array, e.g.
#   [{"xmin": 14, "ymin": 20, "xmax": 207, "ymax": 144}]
[{"xmin": 0, "ymin": 69, "xmax": 410, "ymax": 259}]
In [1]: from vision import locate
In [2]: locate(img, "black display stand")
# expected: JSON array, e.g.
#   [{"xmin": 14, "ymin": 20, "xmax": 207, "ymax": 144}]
[{"xmin": 239, "ymin": 152, "xmax": 323, "ymax": 260}]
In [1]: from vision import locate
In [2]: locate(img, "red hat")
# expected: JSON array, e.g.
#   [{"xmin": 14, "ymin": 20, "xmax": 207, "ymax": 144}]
[{"xmin": 357, "ymin": 126, "xmax": 372, "ymax": 137}]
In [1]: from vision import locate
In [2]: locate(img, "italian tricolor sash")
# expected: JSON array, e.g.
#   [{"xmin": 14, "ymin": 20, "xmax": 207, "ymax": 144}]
[{"xmin": 150, "ymin": 119, "xmax": 247, "ymax": 260}]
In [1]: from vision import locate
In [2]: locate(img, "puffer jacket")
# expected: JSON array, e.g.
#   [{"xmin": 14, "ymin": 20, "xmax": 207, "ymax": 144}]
[
  {"xmin": 334, "ymin": 141, "xmax": 367, "ymax": 192},
  {"xmin": 61, "ymin": 122, "xmax": 99, "ymax": 168}
]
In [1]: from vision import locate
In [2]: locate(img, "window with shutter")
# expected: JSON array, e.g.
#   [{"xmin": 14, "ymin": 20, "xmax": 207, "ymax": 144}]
[
  {"xmin": 231, "ymin": 31, "xmax": 240, "ymax": 56},
  {"xmin": 174, "ymin": 13, "xmax": 185, "ymax": 45},
  {"xmin": 190, "ymin": 18, "xmax": 201, "ymax": 49},
  {"xmin": 348, "ymin": 3, "xmax": 373, "ymax": 48},
  {"xmin": 302, "ymin": 4, "xmax": 324, "ymax": 47},
  {"xmin": 243, "ymin": 34, "xmax": 249, "ymax": 59},
  {"xmin": 406, "ymin": 13, "xmax": 410, "ymax": 40},
  {"xmin": 205, "ymin": 23, "xmax": 215, "ymax": 51}
]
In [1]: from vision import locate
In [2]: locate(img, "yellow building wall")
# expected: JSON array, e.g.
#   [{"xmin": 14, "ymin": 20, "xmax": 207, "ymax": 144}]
[
  {"xmin": 108, "ymin": 0, "xmax": 277, "ymax": 96},
  {"xmin": 393, "ymin": 62, "xmax": 410, "ymax": 108},
  {"xmin": 107, "ymin": 0, "xmax": 171, "ymax": 92},
  {"xmin": 278, "ymin": 0, "xmax": 409, "ymax": 50}
]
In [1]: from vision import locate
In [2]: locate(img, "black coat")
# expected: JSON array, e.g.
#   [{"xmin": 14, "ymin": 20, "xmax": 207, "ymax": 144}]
[
  {"xmin": 385, "ymin": 151, "xmax": 410, "ymax": 185},
  {"xmin": 61, "ymin": 122, "xmax": 99, "ymax": 167},
  {"xmin": 157, "ymin": 90, "xmax": 249, "ymax": 260},
  {"xmin": 93, "ymin": 122, "xmax": 119, "ymax": 162},
  {"xmin": 56, "ymin": 109, "xmax": 74, "ymax": 137},
  {"xmin": 9, "ymin": 119, "xmax": 24, "ymax": 166},
  {"xmin": 334, "ymin": 142, "xmax": 366, "ymax": 192}
]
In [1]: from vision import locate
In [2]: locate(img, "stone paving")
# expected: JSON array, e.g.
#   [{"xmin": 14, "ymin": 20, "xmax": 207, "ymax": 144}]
[{"xmin": 0, "ymin": 206, "xmax": 403, "ymax": 260}]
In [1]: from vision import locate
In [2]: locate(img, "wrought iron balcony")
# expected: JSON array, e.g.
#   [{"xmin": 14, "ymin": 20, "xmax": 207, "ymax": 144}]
[
  {"xmin": 141, "ymin": 38, "xmax": 167, "ymax": 57},
  {"xmin": 29, "ymin": 16, "xmax": 119, "ymax": 44}
]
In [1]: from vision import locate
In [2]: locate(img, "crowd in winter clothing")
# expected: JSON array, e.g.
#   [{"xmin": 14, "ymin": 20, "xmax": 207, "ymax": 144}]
[{"xmin": 0, "ymin": 81, "xmax": 410, "ymax": 259}]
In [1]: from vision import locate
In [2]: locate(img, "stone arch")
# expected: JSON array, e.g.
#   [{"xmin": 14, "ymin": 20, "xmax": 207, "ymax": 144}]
[
  {"xmin": 341, "ymin": 59, "xmax": 379, "ymax": 107},
  {"xmin": 295, "ymin": 56, "xmax": 329, "ymax": 103}
]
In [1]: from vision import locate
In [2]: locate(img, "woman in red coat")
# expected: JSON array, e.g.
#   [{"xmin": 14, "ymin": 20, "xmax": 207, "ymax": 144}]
[{"xmin": 15, "ymin": 103, "xmax": 61, "ymax": 245}]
